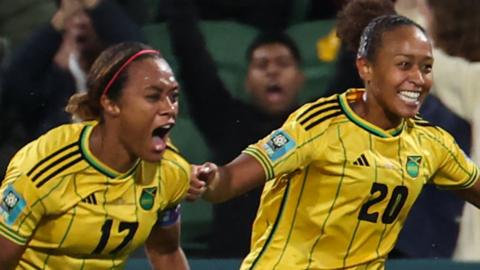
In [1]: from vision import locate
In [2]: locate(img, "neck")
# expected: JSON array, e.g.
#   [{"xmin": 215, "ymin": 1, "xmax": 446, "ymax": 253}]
[
  {"xmin": 352, "ymin": 92, "xmax": 402, "ymax": 130},
  {"xmin": 90, "ymin": 124, "xmax": 137, "ymax": 174}
]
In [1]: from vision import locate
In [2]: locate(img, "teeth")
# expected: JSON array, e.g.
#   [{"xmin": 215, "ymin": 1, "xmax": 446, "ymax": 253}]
[
  {"xmin": 398, "ymin": 91, "xmax": 420, "ymax": 103},
  {"xmin": 161, "ymin": 124, "xmax": 172, "ymax": 129}
]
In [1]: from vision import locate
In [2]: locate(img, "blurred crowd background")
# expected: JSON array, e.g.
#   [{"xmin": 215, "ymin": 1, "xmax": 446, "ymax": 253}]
[{"xmin": 1, "ymin": 0, "xmax": 479, "ymax": 263}]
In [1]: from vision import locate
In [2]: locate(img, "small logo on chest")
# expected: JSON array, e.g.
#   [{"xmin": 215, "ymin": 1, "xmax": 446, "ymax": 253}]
[
  {"xmin": 139, "ymin": 187, "xmax": 157, "ymax": 210},
  {"xmin": 406, "ymin": 156, "xmax": 422, "ymax": 178},
  {"xmin": 353, "ymin": 154, "xmax": 370, "ymax": 167}
]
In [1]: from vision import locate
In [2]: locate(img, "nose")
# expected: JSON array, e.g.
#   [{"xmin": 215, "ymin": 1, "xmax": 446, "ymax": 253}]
[
  {"xmin": 409, "ymin": 67, "xmax": 425, "ymax": 86},
  {"xmin": 266, "ymin": 62, "xmax": 281, "ymax": 76},
  {"xmin": 158, "ymin": 96, "xmax": 177, "ymax": 117}
]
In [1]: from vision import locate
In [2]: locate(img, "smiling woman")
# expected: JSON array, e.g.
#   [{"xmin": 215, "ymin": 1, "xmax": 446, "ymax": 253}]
[
  {"xmin": 0, "ymin": 42, "xmax": 190, "ymax": 269},
  {"xmin": 187, "ymin": 0, "xmax": 480, "ymax": 269}
]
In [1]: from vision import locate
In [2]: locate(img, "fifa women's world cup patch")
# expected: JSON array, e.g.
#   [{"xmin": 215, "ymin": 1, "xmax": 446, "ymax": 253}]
[
  {"xmin": 263, "ymin": 130, "xmax": 296, "ymax": 161},
  {"xmin": 0, "ymin": 185, "xmax": 26, "ymax": 225}
]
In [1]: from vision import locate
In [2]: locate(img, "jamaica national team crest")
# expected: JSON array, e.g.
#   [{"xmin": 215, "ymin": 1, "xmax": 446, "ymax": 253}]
[
  {"xmin": 406, "ymin": 155, "xmax": 422, "ymax": 178},
  {"xmin": 139, "ymin": 187, "xmax": 157, "ymax": 210}
]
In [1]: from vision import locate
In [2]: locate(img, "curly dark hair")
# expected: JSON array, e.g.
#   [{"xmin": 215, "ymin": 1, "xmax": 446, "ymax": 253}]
[
  {"xmin": 336, "ymin": 0, "xmax": 426, "ymax": 62},
  {"xmin": 336, "ymin": 0, "xmax": 395, "ymax": 53}
]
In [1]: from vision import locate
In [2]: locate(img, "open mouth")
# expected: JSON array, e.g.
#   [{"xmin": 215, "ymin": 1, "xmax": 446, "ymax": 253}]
[
  {"xmin": 265, "ymin": 84, "xmax": 285, "ymax": 103},
  {"xmin": 152, "ymin": 124, "xmax": 173, "ymax": 138},
  {"xmin": 151, "ymin": 124, "xmax": 174, "ymax": 152},
  {"xmin": 266, "ymin": 84, "xmax": 283, "ymax": 94}
]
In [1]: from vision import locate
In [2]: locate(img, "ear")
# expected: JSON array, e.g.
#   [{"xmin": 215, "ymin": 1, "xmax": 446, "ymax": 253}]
[
  {"xmin": 356, "ymin": 57, "xmax": 372, "ymax": 83},
  {"xmin": 100, "ymin": 95, "xmax": 120, "ymax": 117}
]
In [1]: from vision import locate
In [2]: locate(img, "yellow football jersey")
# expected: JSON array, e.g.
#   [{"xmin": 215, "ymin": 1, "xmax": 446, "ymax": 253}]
[
  {"xmin": 241, "ymin": 89, "xmax": 479, "ymax": 270},
  {"xmin": 0, "ymin": 121, "xmax": 190, "ymax": 269}
]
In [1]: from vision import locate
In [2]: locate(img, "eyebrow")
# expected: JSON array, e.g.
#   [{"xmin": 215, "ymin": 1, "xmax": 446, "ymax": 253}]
[
  {"xmin": 145, "ymin": 84, "xmax": 178, "ymax": 93},
  {"xmin": 395, "ymin": 54, "xmax": 433, "ymax": 60}
]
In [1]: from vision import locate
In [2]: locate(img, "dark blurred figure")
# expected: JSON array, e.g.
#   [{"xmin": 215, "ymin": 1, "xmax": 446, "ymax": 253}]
[
  {"xmin": 0, "ymin": 0, "xmax": 56, "ymax": 49},
  {"xmin": 164, "ymin": 0, "xmax": 305, "ymax": 257},
  {"xmin": 0, "ymin": 0, "xmax": 142, "ymax": 179},
  {"xmin": 307, "ymin": 0, "xmax": 345, "ymax": 20},
  {"xmin": 158, "ymin": 0, "xmax": 295, "ymax": 32},
  {"xmin": 326, "ymin": 0, "xmax": 469, "ymax": 258}
]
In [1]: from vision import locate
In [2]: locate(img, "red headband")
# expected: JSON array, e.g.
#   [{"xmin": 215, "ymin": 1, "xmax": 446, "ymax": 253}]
[{"xmin": 102, "ymin": 49, "xmax": 160, "ymax": 96}]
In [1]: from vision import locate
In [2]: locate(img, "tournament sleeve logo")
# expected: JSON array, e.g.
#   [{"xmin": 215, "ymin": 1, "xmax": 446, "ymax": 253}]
[
  {"xmin": 406, "ymin": 155, "xmax": 422, "ymax": 178},
  {"xmin": 0, "ymin": 185, "xmax": 27, "ymax": 225},
  {"xmin": 263, "ymin": 130, "xmax": 296, "ymax": 161}
]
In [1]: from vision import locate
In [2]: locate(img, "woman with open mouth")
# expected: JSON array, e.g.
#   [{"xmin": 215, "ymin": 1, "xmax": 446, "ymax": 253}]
[{"xmin": 0, "ymin": 42, "xmax": 190, "ymax": 269}]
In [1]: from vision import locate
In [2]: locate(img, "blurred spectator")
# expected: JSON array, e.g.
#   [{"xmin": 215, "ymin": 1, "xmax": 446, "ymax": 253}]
[
  {"xmin": 0, "ymin": 0, "xmax": 56, "ymax": 50},
  {"xmin": 164, "ymin": 0, "xmax": 305, "ymax": 257},
  {"xmin": 326, "ymin": 0, "xmax": 470, "ymax": 258},
  {"xmin": 410, "ymin": 0, "xmax": 480, "ymax": 261},
  {"xmin": 0, "ymin": 0, "xmax": 143, "ymax": 178}
]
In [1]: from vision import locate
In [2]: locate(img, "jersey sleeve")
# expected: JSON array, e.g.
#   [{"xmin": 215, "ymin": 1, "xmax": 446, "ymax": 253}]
[
  {"xmin": 243, "ymin": 109, "xmax": 327, "ymax": 181},
  {"xmin": 429, "ymin": 130, "xmax": 479, "ymax": 189},
  {"xmin": 159, "ymin": 149, "xmax": 191, "ymax": 209},
  {"xmin": 0, "ymin": 169, "xmax": 46, "ymax": 246}
]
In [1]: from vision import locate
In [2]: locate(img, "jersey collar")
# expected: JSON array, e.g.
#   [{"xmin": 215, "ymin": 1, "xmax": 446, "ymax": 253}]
[
  {"xmin": 338, "ymin": 89, "xmax": 405, "ymax": 138},
  {"xmin": 79, "ymin": 122, "xmax": 139, "ymax": 178}
]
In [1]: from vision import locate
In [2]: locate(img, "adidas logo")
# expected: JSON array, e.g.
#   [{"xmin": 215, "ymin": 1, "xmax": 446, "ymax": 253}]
[
  {"xmin": 353, "ymin": 154, "xmax": 370, "ymax": 166},
  {"xmin": 82, "ymin": 193, "xmax": 97, "ymax": 205}
]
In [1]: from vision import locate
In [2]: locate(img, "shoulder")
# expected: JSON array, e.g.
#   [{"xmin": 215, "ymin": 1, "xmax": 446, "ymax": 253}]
[
  {"xmin": 288, "ymin": 92, "xmax": 345, "ymax": 135},
  {"xmin": 160, "ymin": 142, "xmax": 190, "ymax": 180},
  {"xmin": 7, "ymin": 122, "xmax": 92, "ymax": 187},
  {"xmin": 409, "ymin": 115, "xmax": 456, "ymax": 144}
]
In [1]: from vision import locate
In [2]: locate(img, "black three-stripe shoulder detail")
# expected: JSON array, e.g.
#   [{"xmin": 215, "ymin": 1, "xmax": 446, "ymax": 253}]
[
  {"xmin": 304, "ymin": 111, "xmax": 343, "ymax": 131},
  {"xmin": 35, "ymin": 156, "xmax": 84, "ymax": 188},
  {"xmin": 30, "ymin": 150, "xmax": 82, "ymax": 182},
  {"xmin": 413, "ymin": 118, "xmax": 435, "ymax": 127},
  {"xmin": 412, "ymin": 114, "xmax": 436, "ymax": 127},
  {"xmin": 300, "ymin": 105, "xmax": 341, "ymax": 126},
  {"xmin": 297, "ymin": 98, "xmax": 338, "ymax": 121},
  {"xmin": 297, "ymin": 97, "xmax": 342, "ymax": 130},
  {"xmin": 27, "ymin": 142, "xmax": 78, "ymax": 177},
  {"xmin": 27, "ymin": 141, "xmax": 84, "ymax": 188}
]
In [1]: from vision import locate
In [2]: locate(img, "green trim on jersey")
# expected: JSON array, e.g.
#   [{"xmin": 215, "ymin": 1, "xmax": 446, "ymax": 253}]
[
  {"xmin": 79, "ymin": 125, "xmax": 139, "ymax": 179},
  {"xmin": 250, "ymin": 180, "xmax": 292, "ymax": 270},
  {"xmin": 0, "ymin": 222, "xmax": 27, "ymax": 245},
  {"xmin": 243, "ymin": 147, "xmax": 275, "ymax": 180},
  {"xmin": 271, "ymin": 166, "xmax": 310, "ymax": 269},
  {"xmin": 338, "ymin": 92, "xmax": 405, "ymax": 138}
]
